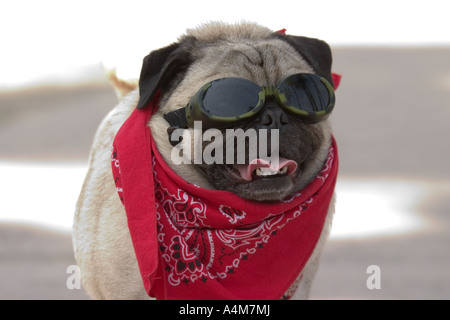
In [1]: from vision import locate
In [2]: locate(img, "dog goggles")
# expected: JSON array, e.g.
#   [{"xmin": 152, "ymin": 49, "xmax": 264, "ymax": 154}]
[{"xmin": 163, "ymin": 73, "xmax": 335, "ymax": 131}]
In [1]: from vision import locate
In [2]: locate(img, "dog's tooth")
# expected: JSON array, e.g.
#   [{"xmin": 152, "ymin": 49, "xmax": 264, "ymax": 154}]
[
  {"xmin": 256, "ymin": 167, "xmax": 278, "ymax": 176},
  {"xmin": 254, "ymin": 167, "xmax": 291, "ymax": 176},
  {"xmin": 279, "ymin": 167, "xmax": 288, "ymax": 174}
]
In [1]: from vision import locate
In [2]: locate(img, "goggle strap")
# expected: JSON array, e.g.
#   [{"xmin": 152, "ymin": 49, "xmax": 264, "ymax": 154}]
[
  {"xmin": 163, "ymin": 108, "xmax": 188, "ymax": 146},
  {"xmin": 164, "ymin": 108, "xmax": 188, "ymax": 129}
]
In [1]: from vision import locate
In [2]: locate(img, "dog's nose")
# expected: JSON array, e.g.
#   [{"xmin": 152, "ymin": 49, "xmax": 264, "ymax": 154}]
[{"xmin": 256, "ymin": 101, "xmax": 289, "ymax": 130}]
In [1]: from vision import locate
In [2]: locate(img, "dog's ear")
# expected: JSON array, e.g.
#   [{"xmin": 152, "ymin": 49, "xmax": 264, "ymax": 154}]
[
  {"xmin": 273, "ymin": 34, "xmax": 334, "ymax": 87},
  {"xmin": 137, "ymin": 39, "xmax": 194, "ymax": 109}
]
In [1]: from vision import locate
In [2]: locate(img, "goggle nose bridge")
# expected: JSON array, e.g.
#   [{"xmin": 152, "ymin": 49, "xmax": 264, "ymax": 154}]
[
  {"xmin": 257, "ymin": 85, "xmax": 290, "ymax": 112},
  {"xmin": 257, "ymin": 85, "xmax": 284, "ymax": 109},
  {"xmin": 261, "ymin": 85, "xmax": 277, "ymax": 97}
]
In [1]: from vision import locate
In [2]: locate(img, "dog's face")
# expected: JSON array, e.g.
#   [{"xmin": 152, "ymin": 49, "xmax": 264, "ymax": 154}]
[{"xmin": 138, "ymin": 23, "xmax": 334, "ymax": 201}]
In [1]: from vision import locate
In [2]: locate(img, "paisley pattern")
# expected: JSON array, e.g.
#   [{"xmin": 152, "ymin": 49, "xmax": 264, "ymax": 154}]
[{"xmin": 112, "ymin": 144, "xmax": 335, "ymax": 297}]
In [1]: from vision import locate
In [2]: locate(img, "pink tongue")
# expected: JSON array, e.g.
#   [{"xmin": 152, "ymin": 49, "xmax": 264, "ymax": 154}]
[{"xmin": 235, "ymin": 158, "xmax": 298, "ymax": 181}]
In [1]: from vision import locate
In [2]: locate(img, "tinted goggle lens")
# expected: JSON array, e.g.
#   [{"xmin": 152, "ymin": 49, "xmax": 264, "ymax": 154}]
[
  {"xmin": 277, "ymin": 73, "xmax": 335, "ymax": 121},
  {"xmin": 175, "ymin": 73, "xmax": 335, "ymax": 129},
  {"xmin": 201, "ymin": 78, "xmax": 263, "ymax": 117}
]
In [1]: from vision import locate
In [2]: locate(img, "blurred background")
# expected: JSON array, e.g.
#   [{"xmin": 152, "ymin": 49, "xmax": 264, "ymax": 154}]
[{"xmin": 0, "ymin": 0, "xmax": 449, "ymax": 299}]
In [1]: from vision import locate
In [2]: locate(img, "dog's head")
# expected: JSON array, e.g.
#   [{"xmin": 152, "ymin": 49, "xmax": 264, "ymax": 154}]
[{"xmin": 138, "ymin": 22, "xmax": 335, "ymax": 201}]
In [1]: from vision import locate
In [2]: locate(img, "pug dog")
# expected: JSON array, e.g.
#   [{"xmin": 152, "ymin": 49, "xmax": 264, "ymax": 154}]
[{"xmin": 73, "ymin": 21, "xmax": 337, "ymax": 300}]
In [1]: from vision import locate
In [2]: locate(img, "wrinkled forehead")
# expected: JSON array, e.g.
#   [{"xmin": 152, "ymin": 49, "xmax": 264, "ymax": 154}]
[{"xmin": 163, "ymin": 38, "xmax": 315, "ymax": 112}]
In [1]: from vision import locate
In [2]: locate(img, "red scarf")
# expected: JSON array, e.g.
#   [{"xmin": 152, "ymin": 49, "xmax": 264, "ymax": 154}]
[{"xmin": 111, "ymin": 94, "xmax": 338, "ymax": 300}]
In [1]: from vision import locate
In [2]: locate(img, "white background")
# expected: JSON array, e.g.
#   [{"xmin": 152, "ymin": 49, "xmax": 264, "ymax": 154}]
[{"xmin": 1, "ymin": 0, "xmax": 449, "ymax": 88}]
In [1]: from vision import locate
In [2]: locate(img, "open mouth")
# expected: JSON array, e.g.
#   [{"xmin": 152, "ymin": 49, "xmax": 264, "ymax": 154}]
[{"xmin": 228, "ymin": 158, "xmax": 298, "ymax": 182}]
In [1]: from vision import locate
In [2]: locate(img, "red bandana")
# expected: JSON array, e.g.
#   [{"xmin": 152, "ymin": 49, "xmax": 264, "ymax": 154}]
[{"xmin": 111, "ymin": 95, "xmax": 338, "ymax": 300}]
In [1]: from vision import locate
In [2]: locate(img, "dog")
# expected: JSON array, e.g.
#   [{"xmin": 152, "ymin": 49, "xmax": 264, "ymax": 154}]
[{"xmin": 73, "ymin": 21, "xmax": 338, "ymax": 300}]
